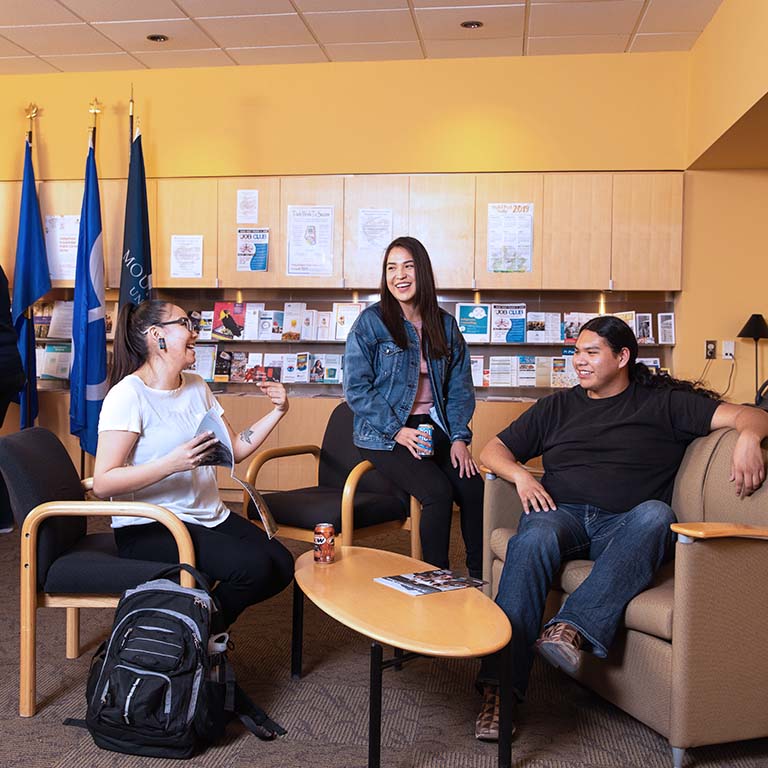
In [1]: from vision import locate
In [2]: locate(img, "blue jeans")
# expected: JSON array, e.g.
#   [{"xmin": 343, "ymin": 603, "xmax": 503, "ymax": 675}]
[{"xmin": 479, "ymin": 500, "xmax": 676, "ymax": 700}]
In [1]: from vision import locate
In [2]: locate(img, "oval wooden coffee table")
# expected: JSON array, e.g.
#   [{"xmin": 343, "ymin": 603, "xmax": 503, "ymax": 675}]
[{"xmin": 291, "ymin": 546, "xmax": 513, "ymax": 768}]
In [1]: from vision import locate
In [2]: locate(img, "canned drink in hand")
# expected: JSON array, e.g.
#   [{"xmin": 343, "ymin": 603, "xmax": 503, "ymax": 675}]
[
  {"xmin": 416, "ymin": 423, "xmax": 434, "ymax": 457},
  {"xmin": 313, "ymin": 522, "xmax": 335, "ymax": 563}
]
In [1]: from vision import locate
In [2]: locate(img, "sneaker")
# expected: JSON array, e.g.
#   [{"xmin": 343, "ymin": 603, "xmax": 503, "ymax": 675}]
[
  {"xmin": 535, "ymin": 622, "xmax": 582, "ymax": 674},
  {"xmin": 475, "ymin": 684, "xmax": 516, "ymax": 742}
]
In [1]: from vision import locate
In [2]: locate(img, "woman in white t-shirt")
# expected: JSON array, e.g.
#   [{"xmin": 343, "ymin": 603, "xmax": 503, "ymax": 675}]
[{"xmin": 94, "ymin": 300, "xmax": 293, "ymax": 629}]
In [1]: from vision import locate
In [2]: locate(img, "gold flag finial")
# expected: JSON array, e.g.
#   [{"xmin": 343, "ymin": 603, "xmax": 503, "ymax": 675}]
[
  {"xmin": 89, "ymin": 97, "xmax": 103, "ymax": 127},
  {"xmin": 25, "ymin": 103, "xmax": 38, "ymax": 121}
]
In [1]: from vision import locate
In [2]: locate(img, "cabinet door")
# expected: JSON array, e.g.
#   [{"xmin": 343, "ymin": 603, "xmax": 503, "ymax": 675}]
[
  {"xmin": 155, "ymin": 179, "xmax": 218, "ymax": 288},
  {"xmin": 475, "ymin": 173, "xmax": 544, "ymax": 289},
  {"xmin": 542, "ymin": 173, "xmax": 612, "ymax": 290},
  {"xmin": 102, "ymin": 178, "xmax": 158, "ymax": 290},
  {"xmin": 217, "ymin": 177, "xmax": 281, "ymax": 288},
  {"xmin": 471, "ymin": 401, "xmax": 539, "ymax": 468},
  {"xmin": 344, "ymin": 175, "xmax": 409, "ymax": 289},
  {"xmin": 0, "ymin": 182, "xmax": 21, "ymax": 286},
  {"xmin": 37, "ymin": 180, "xmax": 84, "ymax": 289},
  {"xmin": 611, "ymin": 173, "xmax": 682, "ymax": 291},
  {"xmin": 278, "ymin": 176, "xmax": 344, "ymax": 288},
  {"xmin": 409, "ymin": 174, "xmax": 474, "ymax": 290}
]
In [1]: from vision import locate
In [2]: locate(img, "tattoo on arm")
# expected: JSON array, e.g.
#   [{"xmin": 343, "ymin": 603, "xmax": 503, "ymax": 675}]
[{"xmin": 239, "ymin": 428, "xmax": 254, "ymax": 445}]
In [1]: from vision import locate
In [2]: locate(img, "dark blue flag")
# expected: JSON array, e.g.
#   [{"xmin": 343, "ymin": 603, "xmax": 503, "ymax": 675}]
[
  {"xmin": 12, "ymin": 140, "xmax": 51, "ymax": 429},
  {"xmin": 118, "ymin": 128, "xmax": 152, "ymax": 311},
  {"xmin": 69, "ymin": 134, "xmax": 107, "ymax": 456}
]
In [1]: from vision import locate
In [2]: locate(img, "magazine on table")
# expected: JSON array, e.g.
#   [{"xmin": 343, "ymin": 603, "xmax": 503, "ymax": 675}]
[
  {"xmin": 194, "ymin": 408, "xmax": 278, "ymax": 539},
  {"xmin": 374, "ymin": 569, "xmax": 486, "ymax": 596}
]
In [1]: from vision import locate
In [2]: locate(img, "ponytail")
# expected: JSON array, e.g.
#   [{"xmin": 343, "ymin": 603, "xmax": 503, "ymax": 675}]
[{"xmin": 108, "ymin": 300, "xmax": 170, "ymax": 388}]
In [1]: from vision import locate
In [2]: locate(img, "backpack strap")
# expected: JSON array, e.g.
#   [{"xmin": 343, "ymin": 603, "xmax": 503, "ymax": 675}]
[
  {"xmin": 234, "ymin": 684, "xmax": 287, "ymax": 740},
  {"xmin": 62, "ymin": 718, "xmax": 88, "ymax": 729},
  {"xmin": 148, "ymin": 563, "xmax": 214, "ymax": 593}
]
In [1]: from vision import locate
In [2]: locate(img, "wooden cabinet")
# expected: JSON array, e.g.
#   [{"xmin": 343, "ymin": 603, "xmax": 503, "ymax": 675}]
[
  {"xmin": 0, "ymin": 182, "xmax": 21, "ymax": 285},
  {"xmin": 278, "ymin": 176, "xmax": 344, "ymax": 288},
  {"xmin": 542, "ymin": 173, "xmax": 612, "ymax": 290},
  {"xmin": 475, "ymin": 173, "xmax": 544, "ymax": 289},
  {"xmin": 37, "ymin": 180, "xmax": 83, "ymax": 289},
  {"xmin": 611, "ymin": 173, "xmax": 683, "ymax": 291},
  {"xmin": 409, "ymin": 174, "xmax": 474, "ymax": 289},
  {"xmin": 217, "ymin": 177, "xmax": 281, "ymax": 288},
  {"xmin": 343, "ymin": 175, "xmax": 409, "ymax": 288},
  {"xmin": 155, "ymin": 179, "xmax": 218, "ymax": 288}
]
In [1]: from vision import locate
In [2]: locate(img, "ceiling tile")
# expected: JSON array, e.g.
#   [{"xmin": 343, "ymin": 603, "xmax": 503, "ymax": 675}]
[
  {"xmin": 0, "ymin": 0, "xmax": 79, "ymax": 25},
  {"xmin": 226, "ymin": 44, "xmax": 327, "ymax": 64},
  {"xmin": 0, "ymin": 56, "xmax": 57, "ymax": 73},
  {"xmin": 414, "ymin": 0, "xmax": 523, "ymax": 6},
  {"xmin": 631, "ymin": 32, "xmax": 698, "ymax": 52},
  {"xmin": 176, "ymin": 0, "xmax": 295, "ymax": 15},
  {"xmin": 297, "ymin": 0, "xmax": 407, "ymax": 10},
  {"xmin": 416, "ymin": 5, "xmax": 524, "ymax": 40},
  {"xmin": 529, "ymin": 34, "xmax": 627, "ymax": 55},
  {"xmin": 305, "ymin": 10, "xmax": 416, "ymax": 44},
  {"xmin": 326, "ymin": 40, "xmax": 422, "ymax": 61},
  {"xmin": 424, "ymin": 37, "xmax": 522, "ymax": 58},
  {"xmin": 132, "ymin": 48, "xmax": 235, "ymax": 68},
  {"xmin": 56, "ymin": 0, "xmax": 186, "ymax": 22},
  {"xmin": 197, "ymin": 14, "xmax": 314, "ymax": 47},
  {"xmin": 41, "ymin": 51, "xmax": 143, "ymax": 71},
  {"xmin": 530, "ymin": 1, "xmax": 643, "ymax": 37},
  {"xmin": 639, "ymin": 0, "xmax": 723, "ymax": 35},
  {"xmin": 93, "ymin": 19, "xmax": 217, "ymax": 51},
  {"xmin": 0, "ymin": 24, "xmax": 120, "ymax": 55},
  {"xmin": 0, "ymin": 35, "xmax": 29, "ymax": 56}
]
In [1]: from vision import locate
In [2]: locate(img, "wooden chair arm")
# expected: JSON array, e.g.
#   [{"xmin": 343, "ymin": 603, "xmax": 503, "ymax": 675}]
[
  {"xmin": 20, "ymin": 501, "xmax": 197, "ymax": 588},
  {"xmin": 340, "ymin": 460, "xmax": 376, "ymax": 547},
  {"xmin": 80, "ymin": 477, "xmax": 94, "ymax": 492},
  {"xmin": 672, "ymin": 521, "xmax": 768, "ymax": 540}
]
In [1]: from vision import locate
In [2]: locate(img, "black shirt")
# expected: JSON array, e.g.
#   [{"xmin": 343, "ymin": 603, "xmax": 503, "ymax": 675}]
[
  {"xmin": 497, "ymin": 383, "xmax": 720, "ymax": 512},
  {"xmin": 0, "ymin": 265, "xmax": 24, "ymax": 394}
]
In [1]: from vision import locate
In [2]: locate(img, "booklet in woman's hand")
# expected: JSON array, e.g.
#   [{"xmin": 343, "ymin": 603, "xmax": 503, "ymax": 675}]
[
  {"xmin": 195, "ymin": 408, "xmax": 279, "ymax": 539},
  {"xmin": 374, "ymin": 569, "xmax": 486, "ymax": 596}
]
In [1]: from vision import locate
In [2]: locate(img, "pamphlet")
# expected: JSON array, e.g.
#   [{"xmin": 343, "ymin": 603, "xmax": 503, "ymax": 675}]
[
  {"xmin": 374, "ymin": 569, "xmax": 486, "ymax": 596},
  {"xmin": 456, "ymin": 303, "xmax": 491, "ymax": 343},
  {"xmin": 491, "ymin": 303, "xmax": 526, "ymax": 343},
  {"xmin": 212, "ymin": 302, "xmax": 246, "ymax": 341},
  {"xmin": 195, "ymin": 408, "xmax": 278, "ymax": 539}
]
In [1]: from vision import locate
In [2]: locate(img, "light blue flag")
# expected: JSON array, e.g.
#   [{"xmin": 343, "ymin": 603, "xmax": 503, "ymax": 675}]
[
  {"xmin": 12, "ymin": 139, "xmax": 51, "ymax": 429},
  {"xmin": 70, "ymin": 134, "xmax": 107, "ymax": 456}
]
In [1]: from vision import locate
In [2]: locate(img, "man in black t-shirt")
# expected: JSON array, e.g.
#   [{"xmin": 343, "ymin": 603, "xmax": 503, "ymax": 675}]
[{"xmin": 474, "ymin": 316, "xmax": 768, "ymax": 742}]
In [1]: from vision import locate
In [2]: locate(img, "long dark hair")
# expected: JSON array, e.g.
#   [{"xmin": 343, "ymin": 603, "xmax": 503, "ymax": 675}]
[
  {"xmin": 109, "ymin": 300, "xmax": 171, "ymax": 388},
  {"xmin": 580, "ymin": 315, "xmax": 720, "ymax": 398},
  {"xmin": 379, "ymin": 236, "xmax": 449, "ymax": 359}
]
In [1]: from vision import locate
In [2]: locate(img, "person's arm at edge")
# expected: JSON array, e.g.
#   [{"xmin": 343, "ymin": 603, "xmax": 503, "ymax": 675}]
[
  {"xmin": 227, "ymin": 380, "xmax": 289, "ymax": 464},
  {"xmin": 710, "ymin": 403, "xmax": 768, "ymax": 496},
  {"xmin": 479, "ymin": 436, "xmax": 555, "ymax": 513}
]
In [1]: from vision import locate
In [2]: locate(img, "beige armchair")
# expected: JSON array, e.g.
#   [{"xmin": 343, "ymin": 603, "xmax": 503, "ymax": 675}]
[{"xmin": 483, "ymin": 428, "xmax": 768, "ymax": 768}]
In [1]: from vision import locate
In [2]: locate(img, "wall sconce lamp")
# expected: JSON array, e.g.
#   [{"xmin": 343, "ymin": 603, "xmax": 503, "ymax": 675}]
[{"xmin": 737, "ymin": 313, "xmax": 768, "ymax": 404}]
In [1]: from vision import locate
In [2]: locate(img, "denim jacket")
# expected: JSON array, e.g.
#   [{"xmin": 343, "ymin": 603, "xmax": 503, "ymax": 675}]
[{"xmin": 343, "ymin": 302, "xmax": 475, "ymax": 450}]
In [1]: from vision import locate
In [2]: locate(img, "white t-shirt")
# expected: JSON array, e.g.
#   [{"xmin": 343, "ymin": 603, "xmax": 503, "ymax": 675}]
[{"xmin": 98, "ymin": 372, "xmax": 230, "ymax": 529}]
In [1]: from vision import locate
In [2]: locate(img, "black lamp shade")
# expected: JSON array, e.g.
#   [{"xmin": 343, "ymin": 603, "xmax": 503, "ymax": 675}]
[{"xmin": 737, "ymin": 313, "xmax": 768, "ymax": 341}]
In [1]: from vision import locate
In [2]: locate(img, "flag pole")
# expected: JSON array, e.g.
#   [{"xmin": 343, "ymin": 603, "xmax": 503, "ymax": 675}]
[
  {"xmin": 23, "ymin": 103, "xmax": 39, "ymax": 431},
  {"xmin": 129, "ymin": 84, "xmax": 134, "ymax": 147}
]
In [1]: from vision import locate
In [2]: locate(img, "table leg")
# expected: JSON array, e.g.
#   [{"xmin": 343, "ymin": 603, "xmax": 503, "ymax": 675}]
[
  {"xmin": 291, "ymin": 580, "xmax": 304, "ymax": 680},
  {"xmin": 498, "ymin": 641, "xmax": 513, "ymax": 768},
  {"xmin": 369, "ymin": 641, "xmax": 383, "ymax": 768},
  {"xmin": 393, "ymin": 647, "xmax": 403, "ymax": 671}
]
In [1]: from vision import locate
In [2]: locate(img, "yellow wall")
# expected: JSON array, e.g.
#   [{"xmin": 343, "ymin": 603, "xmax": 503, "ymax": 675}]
[
  {"xmin": 0, "ymin": 52, "xmax": 688, "ymax": 182},
  {"xmin": 674, "ymin": 170, "xmax": 768, "ymax": 404},
  {"xmin": 688, "ymin": 0, "xmax": 768, "ymax": 165}
]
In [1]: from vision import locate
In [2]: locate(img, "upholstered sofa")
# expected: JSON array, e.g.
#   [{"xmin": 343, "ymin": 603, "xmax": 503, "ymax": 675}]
[{"xmin": 482, "ymin": 427, "xmax": 768, "ymax": 768}]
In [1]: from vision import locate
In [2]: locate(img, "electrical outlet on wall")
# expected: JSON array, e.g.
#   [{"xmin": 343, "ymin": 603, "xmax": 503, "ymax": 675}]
[
  {"xmin": 705, "ymin": 340, "xmax": 716, "ymax": 359},
  {"xmin": 722, "ymin": 340, "xmax": 735, "ymax": 359}
]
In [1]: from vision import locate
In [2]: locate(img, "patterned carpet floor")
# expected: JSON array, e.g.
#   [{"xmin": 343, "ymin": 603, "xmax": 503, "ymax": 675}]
[{"xmin": 0, "ymin": 514, "xmax": 766, "ymax": 768}]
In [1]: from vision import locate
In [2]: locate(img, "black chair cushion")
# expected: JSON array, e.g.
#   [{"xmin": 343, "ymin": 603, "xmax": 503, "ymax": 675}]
[
  {"xmin": 44, "ymin": 533, "xmax": 176, "ymax": 594},
  {"xmin": 248, "ymin": 487, "xmax": 407, "ymax": 531}
]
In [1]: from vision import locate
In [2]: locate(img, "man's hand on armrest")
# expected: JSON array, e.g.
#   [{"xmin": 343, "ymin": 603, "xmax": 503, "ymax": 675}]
[
  {"xmin": 711, "ymin": 404, "xmax": 768, "ymax": 497},
  {"xmin": 479, "ymin": 437, "xmax": 555, "ymax": 514}
]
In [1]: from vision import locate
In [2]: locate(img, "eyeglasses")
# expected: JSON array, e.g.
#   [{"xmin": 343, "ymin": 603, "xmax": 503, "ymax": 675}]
[{"xmin": 146, "ymin": 317, "xmax": 200, "ymax": 334}]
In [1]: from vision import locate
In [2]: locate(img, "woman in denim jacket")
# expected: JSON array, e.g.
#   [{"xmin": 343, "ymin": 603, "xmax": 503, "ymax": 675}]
[{"xmin": 344, "ymin": 236, "xmax": 483, "ymax": 577}]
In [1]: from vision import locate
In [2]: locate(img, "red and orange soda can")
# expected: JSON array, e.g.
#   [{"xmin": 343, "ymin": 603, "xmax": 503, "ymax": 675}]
[{"xmin": 313, "ymin": 523, "xmax": 336, "ymax": 563}]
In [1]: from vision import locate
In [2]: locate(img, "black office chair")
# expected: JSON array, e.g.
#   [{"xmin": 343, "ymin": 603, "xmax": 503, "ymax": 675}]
[
  {"xmin": 244, "ymin": 402, "xmax": 422, "ymax": 557},
  {"xmin": 0, "ymin": 427, "xmax": 196, "ymax": 717}
]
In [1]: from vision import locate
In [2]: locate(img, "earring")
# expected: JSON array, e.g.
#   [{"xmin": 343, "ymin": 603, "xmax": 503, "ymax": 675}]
[{"xmin": 158, "ymin": 338, "xmax": 166, "ymax": 350}]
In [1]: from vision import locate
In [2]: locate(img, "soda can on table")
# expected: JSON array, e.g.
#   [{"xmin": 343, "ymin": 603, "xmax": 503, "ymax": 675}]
[
  {"xmin": 313, "ymin": 522, "xmax": 336, "ymax": 563},
  {"xmin": 416, "ymin": 423, "xmax": 434, "ymax": 457}
]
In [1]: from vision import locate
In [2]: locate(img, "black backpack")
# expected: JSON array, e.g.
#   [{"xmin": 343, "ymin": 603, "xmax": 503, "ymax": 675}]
[{"xmin": 71, "ymin": 564, "xmax": 286, "ymax": 758}]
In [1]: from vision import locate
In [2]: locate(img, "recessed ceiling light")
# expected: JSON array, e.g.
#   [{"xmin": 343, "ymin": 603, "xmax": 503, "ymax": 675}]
[
  {"xmin": 460, "ymin": 20, "xmax": 484, "ymax": 30},
  {"xmin": 146, "ymin": 33, "xmax": 169, "ymax": 43}
]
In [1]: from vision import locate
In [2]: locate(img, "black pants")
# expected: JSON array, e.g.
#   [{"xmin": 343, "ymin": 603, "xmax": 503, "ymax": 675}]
[
  {"xmin": 360, "ymin": 416, "xmax": 484, "ymax": 577},
  {"xmin": 115, "ymin": 512, "xmax": 294, "ymax": 628},
  {"xmin": 0, "ymin": 391, "xmax": 16, "ymax": 529}
]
